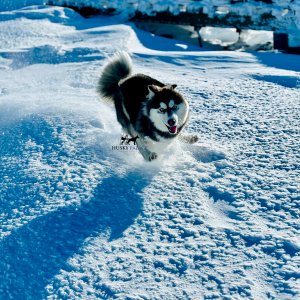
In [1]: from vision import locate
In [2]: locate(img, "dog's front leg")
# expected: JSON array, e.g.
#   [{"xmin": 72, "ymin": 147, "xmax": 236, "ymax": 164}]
[{"xmin": 136, "ymin": 138, "xmax": 157, "ymax": 161}]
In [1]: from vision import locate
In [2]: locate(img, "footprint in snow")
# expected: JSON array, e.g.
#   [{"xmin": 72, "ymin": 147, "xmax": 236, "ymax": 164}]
[
  {"xmin": 0, "ymin": 88, "xmax": 8, "ymax": 96},
  {"xmin": 188, "ymin": 144, "xmax": 227, "ymax": 163}
]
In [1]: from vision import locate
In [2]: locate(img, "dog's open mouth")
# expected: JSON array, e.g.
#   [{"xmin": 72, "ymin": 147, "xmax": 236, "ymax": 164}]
[{"xmin": 166, "ymin": 124, "xmax": 178, "ymax": 134}]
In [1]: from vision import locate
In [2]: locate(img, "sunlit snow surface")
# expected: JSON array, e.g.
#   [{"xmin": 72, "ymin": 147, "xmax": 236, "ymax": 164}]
[{"xmin": 0, "ymin": 5, "xmax": 300, "ymax": 300}]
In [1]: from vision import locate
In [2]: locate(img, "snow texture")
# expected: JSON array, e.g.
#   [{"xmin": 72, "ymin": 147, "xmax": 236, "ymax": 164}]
[{"xmin": 0, "ymin": 3, "xmax": 300, "ymax": 300}]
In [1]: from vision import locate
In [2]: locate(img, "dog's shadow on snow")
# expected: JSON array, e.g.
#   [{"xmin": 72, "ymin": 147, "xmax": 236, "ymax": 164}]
[{"xmin": 0, "ymin": 172, "xmax": 147, "ymax": 298}]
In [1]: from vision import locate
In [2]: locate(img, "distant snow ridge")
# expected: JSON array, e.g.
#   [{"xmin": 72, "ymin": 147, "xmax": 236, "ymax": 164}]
[
  {"xmin": 48, "ymin": 0, "xmax": 300, "ymax": 29},
  {"xmin": 47, "ymin": 0, "xmax": 300, "ymax": 47}
]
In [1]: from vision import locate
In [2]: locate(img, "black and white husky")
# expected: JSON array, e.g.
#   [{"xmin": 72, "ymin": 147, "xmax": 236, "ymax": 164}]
[{"xmin": 98, "ymin": 52, "xmax": 197, "ymax": 161}]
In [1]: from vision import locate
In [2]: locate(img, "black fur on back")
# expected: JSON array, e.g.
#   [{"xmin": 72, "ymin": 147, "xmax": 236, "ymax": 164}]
[{"xmin": 119, "ymin": 74, "xmax": 165, "ymax": 124}]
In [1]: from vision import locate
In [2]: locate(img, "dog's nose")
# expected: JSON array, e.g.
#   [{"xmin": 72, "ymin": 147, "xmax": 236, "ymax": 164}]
[{"xmin": 168, "ymin": 118, "xmax": 176, "ymax": 126}]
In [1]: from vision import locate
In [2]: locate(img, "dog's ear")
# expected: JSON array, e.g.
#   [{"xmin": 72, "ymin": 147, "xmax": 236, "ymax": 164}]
[
  {"xmin": 164, "ymin": 84, "xmax": 177, "ymax": 90},
  {"xmin": 147, "ymin": 85, "xmax": 161, "ymax": 100},
  {"xmin": 148, "ymin": 84, "xmax": 162, "ymax": 93}
]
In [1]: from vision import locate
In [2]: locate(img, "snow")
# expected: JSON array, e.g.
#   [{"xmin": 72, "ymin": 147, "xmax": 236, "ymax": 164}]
[
  {"xmin": 48, "ymin": 1, "xmax": 300, "ymax": 28},
  {"xmin": 0, "ymin": 0, "xmax": 45, "ymax": 12},
  {"xmin": 0, "ymin": 4, "xmax": 300, "ymax": 300},
  {"xmin": 46, "ymin": 0, "xmax": 300, "ymax": 47}
]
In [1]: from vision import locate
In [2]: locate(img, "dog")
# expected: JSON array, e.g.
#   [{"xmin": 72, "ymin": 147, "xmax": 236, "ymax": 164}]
[
  {"xmin": 127, "ymin": 136, "xmax": 139, "ymax": 145},
  {"xmin": 98, "ymin": 52, "xmax": 197, "ymax": 161}
]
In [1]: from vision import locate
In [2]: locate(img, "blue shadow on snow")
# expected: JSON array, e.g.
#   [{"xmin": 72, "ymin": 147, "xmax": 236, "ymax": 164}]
[
  {"xmin": 0, "ymin": 159, "xmax": 147, "ymax": 298},
  {"xmin": 0, "ymin": 116, "xmax": 63, "ymax": 218},
  {"xmin": 252, "ymin": 74, "xmax": 300, "ymax": 88},
  {"xmin": 0, "ymin": 113, "xmax": 150, "ymax": 298},
  {"xmin": 253, "ymin": 52, "xmax": 300, "ymax": 73}
]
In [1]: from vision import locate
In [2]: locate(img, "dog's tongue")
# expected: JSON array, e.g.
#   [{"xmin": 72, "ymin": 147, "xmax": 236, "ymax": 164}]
[{"xmin": 169, "ymin": 126, "xmax": 177, "ymax": 134}]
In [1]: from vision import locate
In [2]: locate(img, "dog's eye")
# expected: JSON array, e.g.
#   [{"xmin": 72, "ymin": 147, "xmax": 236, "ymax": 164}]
[
  {"xmin": 173, "ymin": 105, "xmax": 177, "ymax": 110},
  {"xmin": 158, "ymin": 108, "xmax": 166, "ymax": 113}
]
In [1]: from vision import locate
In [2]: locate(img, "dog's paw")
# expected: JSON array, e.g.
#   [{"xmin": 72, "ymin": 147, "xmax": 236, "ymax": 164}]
[
  {"xmin": 189, "ymin": 134, "xmax": 199, "ymax": 144},
  {"xmin": 179, "ymin": 134, "xmax": 199, "ymax": 144},
  {"xmin": 149, "ymin": 152, "xmax": 158, "ymax": 161}
]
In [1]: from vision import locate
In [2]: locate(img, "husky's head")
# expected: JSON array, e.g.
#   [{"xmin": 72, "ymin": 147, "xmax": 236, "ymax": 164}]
[{"xmin": 146, "ymin": 84, "xmax": 189, "ymax": 136}]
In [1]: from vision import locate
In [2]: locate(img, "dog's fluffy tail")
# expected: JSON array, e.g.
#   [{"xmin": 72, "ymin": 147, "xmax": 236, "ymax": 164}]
[{"xmin": 97, "ymin": 52, "xmax": 132, "ymax": 102}]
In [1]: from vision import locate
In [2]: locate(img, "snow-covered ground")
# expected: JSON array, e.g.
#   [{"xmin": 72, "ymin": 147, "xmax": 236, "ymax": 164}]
[{"xmin": 0, "ymin": 4, "xmax": 300, "ymax": 300}]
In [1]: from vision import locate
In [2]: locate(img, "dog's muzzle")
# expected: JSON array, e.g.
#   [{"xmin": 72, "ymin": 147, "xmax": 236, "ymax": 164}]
[{"xmin": 166, "ymin": 118, "xmax": 177, "ymax": 134}]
